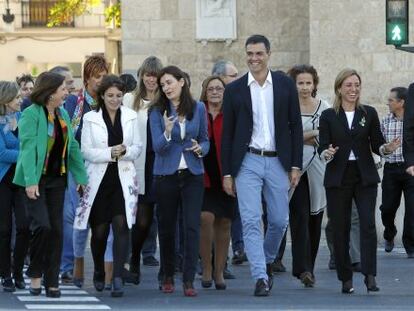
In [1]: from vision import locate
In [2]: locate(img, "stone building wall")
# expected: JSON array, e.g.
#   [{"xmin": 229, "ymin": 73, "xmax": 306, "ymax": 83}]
[
  {"xmin": 122, "ymin": 0, "xmax": 310, "ymax": 96},
  {"xmin": 310, "ymin": 0, "xmax": 414, "ymax": 115}
]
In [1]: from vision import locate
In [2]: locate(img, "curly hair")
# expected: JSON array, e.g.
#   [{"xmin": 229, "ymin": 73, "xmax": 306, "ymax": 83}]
[{"xmin": 287, "ymin": 64, "xmax": 319, "ymax": 98}]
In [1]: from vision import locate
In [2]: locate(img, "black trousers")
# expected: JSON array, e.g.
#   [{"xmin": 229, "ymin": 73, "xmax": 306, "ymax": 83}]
[
  {"xmin": 380, "ymin": 162, "xmax": 414, "ymax": 253},
  {"xmin": 289, "ymin": 173, "xmax": 324, "ymax": 277},
  {"xmin": 155, "ymin": 170, "xmax": 204, "ymax": 283},
  {"xmin": 326, "ymin": 162, "xmax": 377, "ymax": 282},
  {"xmin": 0, "ymin": 169, "xmax": 30, "ymax": 278},
  {"xmin": 25, "ymin": 176, "xmax": 66, "ymax": 288}
]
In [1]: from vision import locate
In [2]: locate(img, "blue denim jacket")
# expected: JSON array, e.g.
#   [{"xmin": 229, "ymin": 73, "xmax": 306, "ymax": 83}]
[
  {"xmin": 149, "ymin": 101, "xmax": 209, "ymax": 175},
  {"xmin": 0, "ymin": 113, "xmax": 20, "ymax": 182}
]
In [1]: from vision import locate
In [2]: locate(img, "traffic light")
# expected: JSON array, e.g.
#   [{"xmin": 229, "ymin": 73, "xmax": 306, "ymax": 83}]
[{"xmin": 386, "ymin": 0, "xmax": 409, "ymax": 46}]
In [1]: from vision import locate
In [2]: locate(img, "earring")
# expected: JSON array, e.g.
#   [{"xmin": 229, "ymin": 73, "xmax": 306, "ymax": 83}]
[{"xmin": 49, "ymin": 95, "xmax": 54, "ymax": 101}]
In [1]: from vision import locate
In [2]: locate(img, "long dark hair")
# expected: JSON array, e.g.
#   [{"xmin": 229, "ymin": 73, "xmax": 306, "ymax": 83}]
[
  {"xmin": 153, "ymin": 66, "xmax": 196, "ymax": 120},
  {"xmin": 30, "ymin": 72, "xmax": 65, "ymax": 106},
  {"xmin": 96, "ymin": 75, "xmax": 126, "ymax": 112}
]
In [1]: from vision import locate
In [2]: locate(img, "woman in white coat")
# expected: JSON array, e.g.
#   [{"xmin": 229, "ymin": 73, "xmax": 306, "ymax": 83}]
[{"xmin": 74, "ymin": 75, "xmax": 142, "ymax": 297}]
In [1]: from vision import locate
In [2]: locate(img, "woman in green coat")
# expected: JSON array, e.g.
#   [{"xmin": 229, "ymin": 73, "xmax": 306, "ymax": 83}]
[{"xmin": 13, "ymin": 72, "xmax": 87, "ymax": 298}]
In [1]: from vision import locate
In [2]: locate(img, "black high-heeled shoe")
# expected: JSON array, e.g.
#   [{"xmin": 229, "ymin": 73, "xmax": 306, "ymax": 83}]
[
  {"xmin": 341, "ymin": 280, "xmax": 354, "ymax": 294},
  {"xmin": 214, "ymin": 281, "xmax": 226, "ymax": 290},
  {"xmin": 45, "ymin": 288, "xmax": 61, "ymax": 298},
  {"xmin": 93, "ymin": 271, "xmax": 105, "ymax": 292},
  {"xmin": 13, "ymin": 275, "xmax": 26, "ymax": 290},
  {"xmin": 364, "ymin": 275, "xmax": 379, "ymax": 293},
  {"xmin": 201, "ymin": 279, "xmax": 212, "ymax": 288},
  {"xmin": 29, "ymin": 287, "xmax": 42, "ymax": 296}
]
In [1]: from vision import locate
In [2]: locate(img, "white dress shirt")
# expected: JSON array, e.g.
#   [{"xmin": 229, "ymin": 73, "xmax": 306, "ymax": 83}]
[
  {"xmin": 345, "ymin": 111, "xmax": 357, "ymax": 160},
  {"xmin": 178, "ymin": 119, "xmax": 188, "ymax": 169},
  {"xmin": 248, "ymin": 71, "xmax": 276, "ymax": 151}
]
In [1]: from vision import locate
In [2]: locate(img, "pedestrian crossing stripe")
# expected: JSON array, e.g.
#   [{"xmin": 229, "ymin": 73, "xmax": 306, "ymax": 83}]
[
  {"xmin": 18, "ymin": 296, "xmax": 100, "ymax": 302},
  {"xmin": 14, "ymin": 290, "xmax": 88, "ymax": 295},
  {"xmin": 25, "ymin": 305, "xmax": 111, "ymax": 310},
  {"xmin": 18, "ymin": 276, "xmax": 111, "ymax": 310}
]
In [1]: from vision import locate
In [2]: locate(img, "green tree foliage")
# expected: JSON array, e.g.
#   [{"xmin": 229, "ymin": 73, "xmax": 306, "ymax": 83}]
[{"xmin": 47, "ymin": 0, "xmax": 121, "ymax": 28}]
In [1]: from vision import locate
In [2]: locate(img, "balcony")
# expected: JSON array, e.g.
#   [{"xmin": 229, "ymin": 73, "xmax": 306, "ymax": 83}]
[{"xmin": 21, "ymin": 0, "xmax": 74, "ymax": 28}]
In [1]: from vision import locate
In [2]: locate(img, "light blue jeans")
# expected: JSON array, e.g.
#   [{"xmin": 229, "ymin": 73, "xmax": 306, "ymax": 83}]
[
  {"xmin": 235, "ymin": 153, "xmax": 289, "ymax": 281},
  {"xmin": 61, "ymin": 173, "xmax": 89, "ymax": 272}
]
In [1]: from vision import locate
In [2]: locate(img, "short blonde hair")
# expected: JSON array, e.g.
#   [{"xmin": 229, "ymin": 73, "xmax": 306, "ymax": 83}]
[
  {"xmin": 0, "ymin": 81, "xmax": 19, "ymax": 116},
  {"xmin": 333, "ymin": 68, "xmax": 362, "ymax": 113}
]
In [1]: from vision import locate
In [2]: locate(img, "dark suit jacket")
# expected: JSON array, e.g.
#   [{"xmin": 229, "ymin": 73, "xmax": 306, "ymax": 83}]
[
  {"xmin": 318, "ymin": 105, "xmax": 385, "ymax": 188},
  {"xmin": 221, "ymin": 71, "xmax": 303, "ymax": 177},
  {"xmin": 403, "ymin": 83, "xmax": 414, "ymax": 167}
]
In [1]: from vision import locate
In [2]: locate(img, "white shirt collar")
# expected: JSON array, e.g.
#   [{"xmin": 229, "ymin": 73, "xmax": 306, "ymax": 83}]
[{"xmin": 247, "ymin": 70, "xmax": 272, "ymax": 86}]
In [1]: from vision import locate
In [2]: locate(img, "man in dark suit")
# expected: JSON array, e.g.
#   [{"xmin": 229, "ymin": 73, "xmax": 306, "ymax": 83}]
[
  {"xmin": 221, "ymin": 34, "xmax": 303, "ymax": 296},
  {"xmin": 404, "ymin": 83, "xmax": 414, "ymax": 177}
]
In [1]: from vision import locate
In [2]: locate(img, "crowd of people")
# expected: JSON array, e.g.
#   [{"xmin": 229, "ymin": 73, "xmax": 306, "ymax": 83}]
[{"xmin": 0, "ymin": 34, "xmax": 413, "ymax": 299}]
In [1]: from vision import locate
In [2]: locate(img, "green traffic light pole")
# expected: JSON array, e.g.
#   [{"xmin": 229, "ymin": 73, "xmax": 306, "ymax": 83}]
[{"xmin": 395, "ymin": 45, "xmax": 414, "ymax": 53}]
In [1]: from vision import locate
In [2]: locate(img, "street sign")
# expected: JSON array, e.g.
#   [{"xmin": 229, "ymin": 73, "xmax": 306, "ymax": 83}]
[{"xmin": 386, "ymin": 0, "xmax": 409, "ymax": 45}]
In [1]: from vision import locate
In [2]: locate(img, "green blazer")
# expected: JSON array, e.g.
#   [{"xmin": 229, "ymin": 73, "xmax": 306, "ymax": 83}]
[{"xmin": 13, "ymin": 104, "xmax": 88, "ymax": 187}]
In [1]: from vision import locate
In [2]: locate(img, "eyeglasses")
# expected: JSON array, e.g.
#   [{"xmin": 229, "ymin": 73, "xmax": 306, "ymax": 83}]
[{"xmin": 206, "ymin": 86, "xmax": 224, "ymax": 93}]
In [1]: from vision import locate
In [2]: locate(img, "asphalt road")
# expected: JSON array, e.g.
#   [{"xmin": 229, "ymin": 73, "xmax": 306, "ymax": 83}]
[{"xmin": 1, "ymin": 243, "xmax": 414, "ymax": 311}]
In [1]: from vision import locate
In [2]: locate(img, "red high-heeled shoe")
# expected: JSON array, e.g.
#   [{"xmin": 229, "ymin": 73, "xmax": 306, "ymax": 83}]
[
  {"xmin": 162, "ymin": 277, "xmax": 175, "ymax": 294},
  {"xmin": 183, "ymin": 282, "xmax": 197, "ymax": 297}
]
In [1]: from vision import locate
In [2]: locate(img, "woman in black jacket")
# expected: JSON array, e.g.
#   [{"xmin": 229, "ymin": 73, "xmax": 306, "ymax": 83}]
[{"xmin": 318, "ymin": 68, "xmax": 398, "ymax": 294}]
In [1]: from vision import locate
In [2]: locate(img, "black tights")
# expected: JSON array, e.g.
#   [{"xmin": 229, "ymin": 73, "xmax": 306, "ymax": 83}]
[
  {"xmin": 130, "ymin": 203, "xmax": 155, "ymax": 266},
  {"xmin": 91, "ymin": 214, "xmax": 129, "ymax": 278}
]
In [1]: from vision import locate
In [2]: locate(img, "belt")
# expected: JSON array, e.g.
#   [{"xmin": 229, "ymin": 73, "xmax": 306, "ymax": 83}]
[
  {"xmin": 385, "ymin": 162, "xmax": 405, "ymax": 167},
  {"xmin": 177, "ymin": 168, "xmax": 190, "ymax": 175},
  {"xmin": 248, "ymin": 147, "xmax": 277, "ymax": 157}
]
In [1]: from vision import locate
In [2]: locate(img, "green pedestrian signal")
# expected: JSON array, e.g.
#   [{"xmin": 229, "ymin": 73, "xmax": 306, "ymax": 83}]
[
  {"xmin": 386, "ymin": 0, "xmax": 409, "ymax": 46},
  {"xmin": 392, "ymin": 25, "xmax": 402, "ymax": 41}
]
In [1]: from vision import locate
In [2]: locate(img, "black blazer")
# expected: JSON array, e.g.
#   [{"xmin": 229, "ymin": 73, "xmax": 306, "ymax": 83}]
[
  {"xmin": 221, "ymin": 71, "xmax": 303, "ymax": 177},
  {"xmin": 318, "ymin": 105, "xmax": 385, "ymax": 188},
  {"xmin": 403, "ymin": 83, "xmax": 414, "ymax": 167}
]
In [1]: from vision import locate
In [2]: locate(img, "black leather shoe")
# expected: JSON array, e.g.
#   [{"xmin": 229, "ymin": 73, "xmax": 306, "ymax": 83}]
[
  {"xmin": 13, "ymin": 275, "xmax": 26, "ymax": 290},
  {"xmin": 61, "ymin": 270, "xmax": 73, "ymax": 284},
  {"xmin": 111, "ymin": 277, "xmax": 124, "ymax": 297},
  {"xmin": 29, "ymin": 287, "xmax": 42, "ymax": 296},
  {"xmin": 272, "ymin": 259, "xmax": 286, "ymax": 273},
  {"xmin": 254, "ymin": 278, "xmax": 269, "ymax": 297},
  {"xmin": 364, "ymin": 275, "xmax": 379, "ymax": 293},
  {"xmin": 2, "ymin": 277, "xmax": 15, "ymax": 292},
  {"xmin": 93, "ymin": 271, "xmax": 105, "ymax": 292},
  {"xmin": 266, "ymin": 264, "xmax": 274, "ymax": 290},
  {"xmin": 143, "ymin": 256, "xmax": 159, "ymax": 266},
  {"xmin": 341, "ymin": 280, "xmax": 354, "ymax": 294},
  {"xmin": 407, "ymin": 252, "xmax": 414, "ymax": 258},
  {"xmin": 201, "ymin": 279, "xmax": 212, "ymax": 288},
  {"xmin": 384, "ymin": 239, "xmax": 394, "ymax": 253},
  {"xmin": 223, "ymin": 267, "xmax": 236, "ymax": 279},
  {"xmin": 122, "ymin": 267, "xmax": 138, "ymax": 285},
  {"xmin": 46, "ymin": 288, "xmax": 61, "ymax": 298}
]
